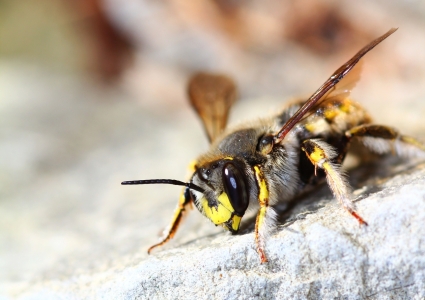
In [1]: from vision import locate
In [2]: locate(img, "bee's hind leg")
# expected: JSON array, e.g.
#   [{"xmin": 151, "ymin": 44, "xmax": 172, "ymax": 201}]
[
  {"xmin": 346, "ymin": 124, "xmax": 425, "ymax": 158},
  {"xmin": 301, "ymin": 139, "xmax": 367, "ymax": 225}
]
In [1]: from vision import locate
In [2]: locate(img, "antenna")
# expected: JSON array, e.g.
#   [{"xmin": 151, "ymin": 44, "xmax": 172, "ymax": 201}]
[{"xmin": 121, "ymin": 179, "xmax": 204, "ymax": 193}]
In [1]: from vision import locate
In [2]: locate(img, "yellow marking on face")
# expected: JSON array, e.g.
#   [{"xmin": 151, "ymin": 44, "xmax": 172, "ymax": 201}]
[
  {"xmin": 231, "ymin": 215, "xmax": 242, "ymax": 231},
  {"xmin": 201, "ymin": 192, "xmax": 235, "ymax": 225},
  {"xmin": 224, "ymin": 156, "xmax": 234, "ymax": 160},
  {"xmin": 217, "ymin": 192, "xmax": 234, "ymax": 212}
]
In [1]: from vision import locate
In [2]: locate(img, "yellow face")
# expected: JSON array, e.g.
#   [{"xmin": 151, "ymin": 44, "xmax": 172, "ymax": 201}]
[
  {"xmin": 200, "ymin": 192, "xmax": 242, "ymax": 232},
  {"xmin": 190, "ymin": 159, "xmax": 249, "ymax": 233}
]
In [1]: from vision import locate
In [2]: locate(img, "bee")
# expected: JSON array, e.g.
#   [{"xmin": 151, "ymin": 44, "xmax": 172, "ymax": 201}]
[{"xmin": 122, "ymin": 28, "xmax": 425, "ymax": 263}]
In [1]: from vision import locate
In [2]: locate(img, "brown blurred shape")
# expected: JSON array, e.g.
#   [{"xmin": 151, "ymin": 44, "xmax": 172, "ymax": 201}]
[
  {"xmin": 68, "ymin": 0, "xmax": 134, "ymax": 82},
  {"xmin": 189, "ymin": 1, "xmax": 373, "ymax": 56},
  {"xmin": 284, "ymin": 2, "xmax": 373, "ymax": 55}
]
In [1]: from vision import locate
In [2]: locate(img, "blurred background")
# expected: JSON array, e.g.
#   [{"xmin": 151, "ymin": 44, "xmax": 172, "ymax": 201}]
[{"xmin": 1, "ymin": 0, "xmax": 425, "ymax": 295}]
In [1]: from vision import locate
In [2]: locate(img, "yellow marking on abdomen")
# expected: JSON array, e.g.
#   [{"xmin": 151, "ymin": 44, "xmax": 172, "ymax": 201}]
[
  {"xmin": 323, "ymin": 101, "xmax": 351, "ymax": 121},
  {"xmin": 302, "ymin": 99, "xmax": 366, "ymax": 134}
]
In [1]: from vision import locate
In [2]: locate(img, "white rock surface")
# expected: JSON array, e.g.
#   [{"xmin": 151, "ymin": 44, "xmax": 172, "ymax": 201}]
[{"xmin": 6, "ymin": 162, "xmax": 425, "ymax": 299}]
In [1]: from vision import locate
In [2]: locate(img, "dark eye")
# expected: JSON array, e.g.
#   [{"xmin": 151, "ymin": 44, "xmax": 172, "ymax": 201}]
[{"xmin": 222, "ymin": 162, "xmax": 249, "ymax": 216}]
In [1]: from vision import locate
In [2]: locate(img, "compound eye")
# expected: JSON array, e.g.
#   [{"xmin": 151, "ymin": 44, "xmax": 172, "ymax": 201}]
[{"xmin": 222, "ymin": 163, "xmax": 249, "ymax": 216}]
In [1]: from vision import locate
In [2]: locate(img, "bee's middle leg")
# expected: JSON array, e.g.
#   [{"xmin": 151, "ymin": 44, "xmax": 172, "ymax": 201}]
[{"xmin": 301, "ymin": 139, "xmax": 367, "ymax": 225}]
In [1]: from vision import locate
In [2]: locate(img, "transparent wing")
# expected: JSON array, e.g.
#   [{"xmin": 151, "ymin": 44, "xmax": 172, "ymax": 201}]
[
  {"xmin": 188, "ymin": 72, "xmax": 237, "ymax": 143},
  {"xmin": 322, "ymin": 59, "xmax": 363, "ymax": 102},
  {"xmin": 273, "ymin": 28, "xmax": 397, "ymax": 143},
  {"xmin": 306, "ymin": 59, "xmax": 364, "ymax": 115}
]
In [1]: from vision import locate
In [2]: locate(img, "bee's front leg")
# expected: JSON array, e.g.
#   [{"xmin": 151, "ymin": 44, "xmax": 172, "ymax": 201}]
[
  {"xmin": 252, "ymin": 165, "xmax": 277, "ymax": 263},
  {"xmin": 301, "ymin": 139, "xmax": 367, "ymax": 225},
  {"xmin": 148, "ymin": 187, "xmax": 193, "ymax": 254}
]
